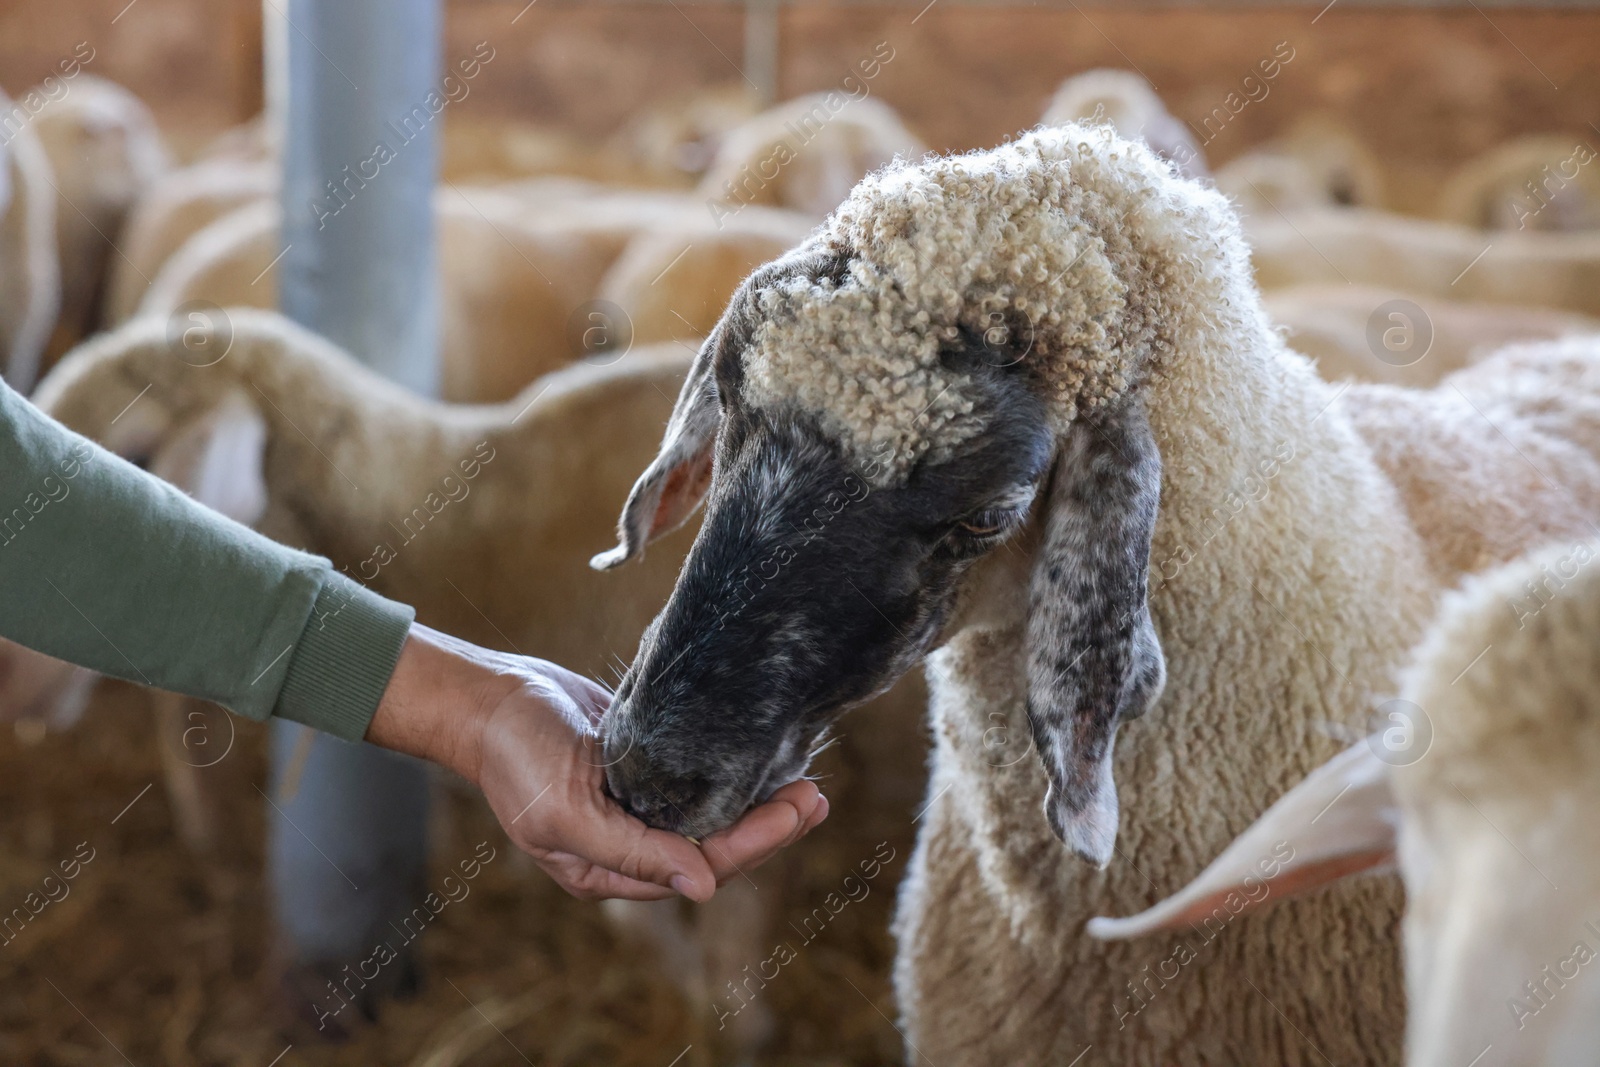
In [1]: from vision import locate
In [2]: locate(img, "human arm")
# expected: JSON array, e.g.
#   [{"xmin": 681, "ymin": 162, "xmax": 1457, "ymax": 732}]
[
  {"xmin": 0, "ymin": 372, "xmax": 410, "ymax": 739},
  {"xmin": 365, "ymin": 623, "xmax": 829, "ymax": 901}
]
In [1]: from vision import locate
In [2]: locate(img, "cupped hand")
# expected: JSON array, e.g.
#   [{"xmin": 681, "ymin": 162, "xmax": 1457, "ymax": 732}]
[{"xmin": 366, "ymin": 624, "xmax": 827, "ymax": 902}]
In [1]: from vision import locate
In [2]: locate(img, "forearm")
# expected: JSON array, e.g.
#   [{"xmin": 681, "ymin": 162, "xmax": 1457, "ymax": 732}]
[{"xmin": 0, "ymin": 377, "xmax": 413, "ymax": 739}]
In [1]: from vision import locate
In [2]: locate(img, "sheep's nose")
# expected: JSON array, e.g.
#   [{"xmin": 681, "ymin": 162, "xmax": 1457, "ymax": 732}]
[
  {"xmin": 603, "ymin": 754, "xmax": 714, "ymax": 836},
  {"xmin": 619, "ymin": 790, "xmax": 688, "ymax": 833}
]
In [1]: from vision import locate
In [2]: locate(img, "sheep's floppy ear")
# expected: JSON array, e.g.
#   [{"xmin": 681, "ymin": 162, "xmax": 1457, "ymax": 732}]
[
  {"xmin": 1026, "ymin": 398, "xmax": 1166, "ymax": 867},
  {"xmin": 590, "ymin": 330, "xmax": 722, "ymax": 570},
  {"xmin": 147, "ymin": 389, "xmax": 269, "ymax": 527},
  {"xmin": 1087, "ymin": 741, "xmax": 1398, "ymax": 939}
]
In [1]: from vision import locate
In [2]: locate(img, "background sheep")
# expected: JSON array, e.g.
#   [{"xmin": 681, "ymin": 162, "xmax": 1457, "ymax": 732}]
[
  {"xmin": 30, "ymin": 74, "xmax": 170, "ymax": 364},
  {"xmin": 1089, "ymin": 537, "xmax": 1600, "ymax": 1067},
  {"xmin": 1436, "ymin": 134, "xmax": 1600, "ymax": 233},
  {"xmin": 1040, "ymin": 68, "xmax": 1207, "ymax": 179},
  {"xmin": 131, "ymin": 194, "xmax": 637, "ymax": 403},
  {"xmin": 697, "ymin": 90, "xmax": 925, "ymax": 220},
  {"xmin": 592, "ymin": 127, "xmax": 1600, "ymax": 1065},
  {"xmin": 0, "ymin": 87, "xmax": 61, "ymax": 392},
  {"xmin": 105, "ymin": 156, "xmax": 275, "ymax": 323},
  {"xmin": 596, "ymin": 204, "xmax": 815, "ymax": 345},
  {"xmin": 1213, "ymin": 114, "xmax": 1387, "ymax": 216},
  {"xmin": 1246, "ymin": 208, "xmax": 1600, "ymax": 317},
  {"xmin": 16, "ymin": 308, "xmax": 928, "ymax": 1060},
  {"xmin": 1264, "ymin": 283, "xmax": 1599, "ymax": 387},
  {"xmin": 605, "ymin": 84, "xmax": 761, "ymax": 186}
]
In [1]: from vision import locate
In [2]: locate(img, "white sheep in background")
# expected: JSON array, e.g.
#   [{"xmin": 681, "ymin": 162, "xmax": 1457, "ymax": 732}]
[
  {"xmin": 1437, "ymin": 134, "xmax": 1600, "ymax": 233},
  {"xmin": 1089, "ymin": 537, "xmax": 1600, "ymax": 1067},
  {"xmin": 592, "ymin": 126, "xmax": 1600, "ymax": 1064},
  {"xmin": 1246, "ymin": 207, "xmax": 1600, "ymax": 317},
  {"xmin": 130, "ymin": 193, "xmax": 632, "ymax": 403},
  {"xmin": 13, "ymin": 309, "xmax": 926, "ymax": 1061},
  {"xmin": 697, "ymin": 91, "xmax": 926, "ymax": 220},
  {"xmin": 1264, "ymin": 283, "xmax": 1599, "ymax": 387},
  {"xmin": 105, "ymin": 157, "xmax": 275, "ymax": 323},
  {"xmin": 0, "ymin": 88, "xmax": 61, "ymax": 392},
  {"xmin": 30, "ymin": 74, "xmax": 170, "ymax": 362},
  {"xmin": 606, "ymin": 83, "xmax": 762, "ymax": 185},
  {"xmin": 1040, "ymin": 68, "xmax": 1208, "ymax": 179},
  {"xmin": 597, "ymin": 203, "xmax": 815, "ymax": 345},
  {"xmin": 1214, "ymin": 114, "xmax": 1387, "ymax": 217}
]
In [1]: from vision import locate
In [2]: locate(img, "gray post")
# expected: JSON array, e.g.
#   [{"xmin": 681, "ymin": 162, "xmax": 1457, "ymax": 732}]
[
  {"xmin": 744, "ymin": 0, "xmax": 780, "ymax": 109},
  {"xmin": 271, "ymin": 0, "xmax": 439, "ymax": 1026}
]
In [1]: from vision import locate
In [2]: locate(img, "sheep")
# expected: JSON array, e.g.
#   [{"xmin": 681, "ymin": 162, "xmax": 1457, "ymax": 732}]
[
  {"xmin": 1264, "ymin": 283, "xmax": 1599, "ymax": 387},
  {"xmin": 1040, "ymin": 69, "xmax": 1208, "ymax": 179},
  {"xmin": 606, "ymin": 83, "xmax": 762, "ymax": 185},
  {"xmin": 596, "ymin": 203, "xmax": 816, "ymax": 345},
  {"xmin": 1437, "ymin": 134, "xmax": 1600, "ymax": 232},
  {"xmin": 130, "ymin": 191, "xmax": 639, "ymax": 403},
  {"xmin": 1213, "ymin": 114, "xmax": 1387, "ymax": 216},
  {"xmin": 30, "ymin": 74, "xmax": 170, "ymax": 362},
  {"xmin": 697, "ymin": 91, "xmax": 926, "ymax": 222},
  {"xmin": 105, "ymin": 157, "xmax": 275, "ymax": 324},
  {"xmin": 16, "ymin": 309, "xmax": 926, "ymax": 1059},
  {"xmin": 1245, "ymin": 207, "xmax": 1600, "ymax": 317},
  {"xmin": 1087, "ymin": 536, "xmax": 1600, "ymax": 1067},
  {"xmin": 439, "ymin": 116, "xmax": 664, "ymax": 186},
  {"xmin": 589, "ymin": 125, "xmax": 1600, "ymax": 1064},
  {"xmin": 0, "ymin": 88, "xmax": 61, "ymax": 392}
]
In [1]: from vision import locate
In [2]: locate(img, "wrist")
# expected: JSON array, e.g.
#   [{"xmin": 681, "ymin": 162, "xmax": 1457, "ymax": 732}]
[{"xmin": 365, "ymin": 624, "xmax": 512, "ymax": 783}]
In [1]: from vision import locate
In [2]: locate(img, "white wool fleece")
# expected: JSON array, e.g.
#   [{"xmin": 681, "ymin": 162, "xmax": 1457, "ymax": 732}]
[{"xmin": 741, "ymin": 126, "xmax": 1206, "ymax": 484}]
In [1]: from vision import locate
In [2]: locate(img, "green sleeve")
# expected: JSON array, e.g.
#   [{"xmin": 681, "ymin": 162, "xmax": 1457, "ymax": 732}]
[{"xmin": 0, "ymin": 377, "xmax": 414, "ymax": 741}]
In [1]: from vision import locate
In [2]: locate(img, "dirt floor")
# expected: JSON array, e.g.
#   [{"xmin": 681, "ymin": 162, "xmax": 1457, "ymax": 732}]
[{"xmin": 0, "ymin": 675, "xmax": 928, "ymax": 1066}]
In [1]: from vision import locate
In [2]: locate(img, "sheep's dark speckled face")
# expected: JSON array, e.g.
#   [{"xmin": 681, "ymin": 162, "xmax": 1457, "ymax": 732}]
[{"xmin": 602, "ymin": 303, "xmax": 1055, "ymax": 836}]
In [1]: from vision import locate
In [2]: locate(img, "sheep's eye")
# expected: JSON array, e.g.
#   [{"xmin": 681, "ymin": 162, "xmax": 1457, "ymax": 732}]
[{"xmin": 956, "ymin": 508, "xmax": 1015, "ymax": 538}]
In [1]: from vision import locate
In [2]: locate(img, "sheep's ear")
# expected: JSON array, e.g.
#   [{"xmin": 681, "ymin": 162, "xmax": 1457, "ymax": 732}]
[
  {"xmin": 1026, "ymin": 398, "xmax": 1166, "ymax": 867},
  {"xmin": 1087, "ymin": 741, "xmax": 1398, "ymax": 940},
  {"xmin": 590, "ymin": 332, "xmax": 721, "ymax": 570},
  {"xmin": 147, "ymin": 389, "xmax": 269, "ymax": 526}
]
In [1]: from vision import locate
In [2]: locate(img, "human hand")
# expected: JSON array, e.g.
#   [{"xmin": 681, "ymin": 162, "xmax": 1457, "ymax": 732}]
[{"xmin": 365, "ymin": 624, "xmax": 827, "ymax": 901}]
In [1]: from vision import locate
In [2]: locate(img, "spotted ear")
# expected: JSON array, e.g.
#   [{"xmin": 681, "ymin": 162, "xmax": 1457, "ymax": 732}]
[
  {"xmin": 1087, "ymin": 741, "xmax": 1399, "ymax": 939},
  {"xmin": 1026, "ymin": 398, "xmax": 1166, "ymax": 867},
  {"xmin": 590, "ymin": 328, "xmax": 722, "ymax": 570}
]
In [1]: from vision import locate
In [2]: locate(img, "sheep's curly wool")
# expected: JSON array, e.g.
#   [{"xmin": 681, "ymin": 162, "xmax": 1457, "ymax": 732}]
[{"xmin": 741, "ymin": 127, "xmax": 1206, "ymax": 483}]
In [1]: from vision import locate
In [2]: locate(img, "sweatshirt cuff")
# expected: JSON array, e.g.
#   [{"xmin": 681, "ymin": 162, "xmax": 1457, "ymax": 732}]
[{"xmin": 272, "ymin": 571, "xmax": 416, "ymax": 742}]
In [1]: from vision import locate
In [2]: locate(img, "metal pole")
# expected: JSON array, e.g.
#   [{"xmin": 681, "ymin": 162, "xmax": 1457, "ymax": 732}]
[
  {"xmin": 744, "ymin": 0, "xmax": 781, "ymax": 109},
  {"xmin": 271, "ymin": 0, "xmax": 439, "ymax": 1017}
]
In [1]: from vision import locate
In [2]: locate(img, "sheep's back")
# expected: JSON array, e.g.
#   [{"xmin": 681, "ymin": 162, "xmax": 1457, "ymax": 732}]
[{"xmin": 1344, "ymin": 336, "xmax": 1600, "ymax": 583}]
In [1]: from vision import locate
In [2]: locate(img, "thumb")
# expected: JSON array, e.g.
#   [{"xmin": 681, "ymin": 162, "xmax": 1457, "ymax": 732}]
[{"xmin": 571, "ymin": 801, "xmax": 719, "ymax": 902}]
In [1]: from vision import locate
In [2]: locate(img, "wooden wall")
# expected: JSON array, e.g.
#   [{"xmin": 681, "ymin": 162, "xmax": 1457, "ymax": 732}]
[{"xmin": 3, "ymin": 0, "xmax": 1598, "ymax": 197}]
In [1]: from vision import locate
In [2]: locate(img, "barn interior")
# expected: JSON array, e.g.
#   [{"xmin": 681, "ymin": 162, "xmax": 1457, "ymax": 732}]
[{"xmin": 2, "ymin": 1, "xmax": 1598, "ymax": 1064}]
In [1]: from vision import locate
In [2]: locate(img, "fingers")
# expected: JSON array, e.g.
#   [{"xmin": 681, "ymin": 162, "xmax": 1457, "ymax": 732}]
[
  {"xmin": 554, "ymin": 793, "xmax": 719, "ymax": 902},
  {"xmin": 537, "ymin": 855, "xmax": 681, "ymax": 901},
  {"xmin": 700, "ymin": 780, "xmax": 827, "ymax": 884}
]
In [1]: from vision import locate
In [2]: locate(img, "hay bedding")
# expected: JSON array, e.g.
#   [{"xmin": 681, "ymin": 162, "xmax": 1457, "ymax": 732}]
[{"xmin": 0, "ymin": 678, "xmax": 925, "ymax": 1066}]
